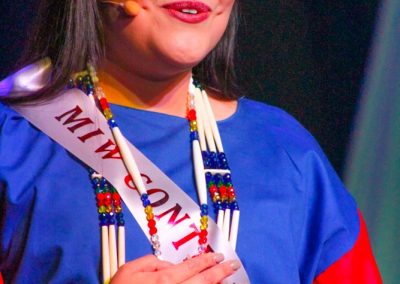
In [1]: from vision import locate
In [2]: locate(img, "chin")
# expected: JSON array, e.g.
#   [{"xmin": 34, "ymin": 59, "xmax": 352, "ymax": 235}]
[{"xmin": 156, "ymin": 39, "xmax": 212, "ymax": 69}]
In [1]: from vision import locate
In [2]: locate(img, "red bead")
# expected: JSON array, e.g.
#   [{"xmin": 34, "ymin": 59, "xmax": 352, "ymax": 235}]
[
  {"xmin": 219, "ymin": 185, "xmax": 227, "ymax": 197},
  {"xmin": 228, "ymin": 186, "xmax": 235, "ymax": 193},
  {"xmin": 209, "ymin": 185, "xmax": 218, "ymax": 195},
  {"xmin": 149, "ymin": 227, "xmax": 158, "ymax": 235},
  {"xmin": 198, "ymin": 237, "xmax": 207, "ymax": 245},
  {"xmin": 200, "ymin": 230, "xmax": 208, "ymax": 238},
  {"xmin": 104, "ymin": 192, "xmax": 112, "ymax": 205},
  {"xmin": 112, "ymin": 193, "xmax": 121, "ymax": 202},
  {"xmin": 187, "ymin": 109, "xmax": 197, "ymax": 121},
  {"xmin": 114, "ymin": 200, "xmax": 121, "ymax": 206},
  {"xmin": 96, "ymin": 193, "xmax": 105, "ymax": 201},
  {"xmin": 99, "ymin": 98, "xmax": 109, "ymax": 111},
  {"xmin": 147, "ymin": 219, "xmax": 156, "ymax": 228}
]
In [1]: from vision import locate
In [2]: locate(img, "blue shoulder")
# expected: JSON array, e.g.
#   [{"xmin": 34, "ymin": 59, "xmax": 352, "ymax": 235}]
[{"xmin": 238, "ymin": 98, "xmax": 324, "ymax": 159}]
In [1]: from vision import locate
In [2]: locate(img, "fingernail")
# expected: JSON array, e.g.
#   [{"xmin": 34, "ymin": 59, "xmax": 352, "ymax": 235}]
[
  {"xmin": 214, "ymin": 253, "xmax": 225, "ymax": 263},
  {"xmin": 229, "ymin": 260, "xmax": 241, "ymax": 271}
]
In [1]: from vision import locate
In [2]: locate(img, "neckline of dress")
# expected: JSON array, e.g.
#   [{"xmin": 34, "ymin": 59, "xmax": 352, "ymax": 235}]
[{"xmin": 109, "ymin": 96, "xmax": 245, "ymax": 125}]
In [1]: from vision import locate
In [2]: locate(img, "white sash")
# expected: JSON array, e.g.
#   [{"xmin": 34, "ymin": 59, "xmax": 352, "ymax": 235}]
[{"xmin": 6, "ymin": 64, "xmax": 249, "ymax": 283}]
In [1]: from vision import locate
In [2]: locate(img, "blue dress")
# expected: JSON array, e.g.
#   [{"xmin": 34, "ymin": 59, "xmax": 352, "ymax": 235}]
[{"xmin": 0, "ymin": 98, "xmax": 359, "ymax": 283}]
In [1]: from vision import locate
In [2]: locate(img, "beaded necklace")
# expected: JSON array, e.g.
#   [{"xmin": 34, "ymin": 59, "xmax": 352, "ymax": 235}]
[{"xmin": 71, "ymin": 68, "xmax": 240, "ymax": 283}]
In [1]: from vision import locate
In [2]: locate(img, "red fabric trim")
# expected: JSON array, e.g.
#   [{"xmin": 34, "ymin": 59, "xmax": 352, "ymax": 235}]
[{"xmin": 313, "ymin": 211, "xmax": 382, "ymax": 284}]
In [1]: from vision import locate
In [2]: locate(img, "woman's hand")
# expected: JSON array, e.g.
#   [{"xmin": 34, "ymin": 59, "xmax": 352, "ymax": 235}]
[{"xmin": 110, "ymin": 253, "xmax": 241, "ymax": 284}]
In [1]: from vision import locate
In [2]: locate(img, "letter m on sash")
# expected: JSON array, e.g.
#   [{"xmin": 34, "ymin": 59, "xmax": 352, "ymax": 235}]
[{"xmin": 55, "ymin": 105, "xmax": 94, "ymax": 133}]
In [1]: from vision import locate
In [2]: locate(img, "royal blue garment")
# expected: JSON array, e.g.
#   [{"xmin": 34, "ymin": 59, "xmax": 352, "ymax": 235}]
[{"xmin": 0, "ymin": 98, "xmax": 359, "ymax": 283}]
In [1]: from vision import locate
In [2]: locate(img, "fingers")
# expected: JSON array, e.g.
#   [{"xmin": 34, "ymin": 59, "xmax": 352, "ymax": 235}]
[
  {"xmin": 120, "ymin": 254, "xmax": 173, "ymax": 273},
  {"xmin": 111, "ymin": 253, "xmax": 241, "ymax": 284},
  {"xmin": 157, "ymin": 253, "xmax": 225, "ymax": 283},
  {"xmin": 183, "ymin": 260, "xmax": 241, "ymax": 284}
]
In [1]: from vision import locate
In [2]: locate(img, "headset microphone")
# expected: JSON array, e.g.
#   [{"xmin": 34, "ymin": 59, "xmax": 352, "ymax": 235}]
[{"xmin": 100, "ymin": 1, "xmax": 141, "ymax": 17}]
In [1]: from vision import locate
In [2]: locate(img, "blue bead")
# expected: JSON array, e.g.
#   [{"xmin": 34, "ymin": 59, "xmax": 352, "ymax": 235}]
[
  {"xmin": 141, "ymin": 194, "xmax": 149, "ymax": 201},
  {"xmin": 117, "ymin": 220, "xmax": 125, "ymax": 226},
  {"xmin": 230, "ymin": 201, "xmax": 240, "ymax": 210},
  {"xmin": 210, "ymin": 152, "xmax": 217, "ymax": 167},
  {"xmin": 190, "ymin": 131, "xmax": 199, "ymax": 142},
  {"xmin": 213, "ymin": 174, "xmax": 222, "ymax": 184},
  {"xmin": 91, "ymin": 177, "xmax": 100, "ymax": 186},
  {"xmin": 200, "ymin": 204, "xmax": 208, "ymax": 215},
  {"xmin": 202, "ymin": 151, "xmax": 210, "ymax": 169},
  {"xmin": 99, "ymin": 220, "xmax": 108, "ymax": 226},
  {"xmin": 86, "ymin": 84, "xmax": 93, "ymax": 92},
  {"xmin": 108, "ymin": 119, "xmax": 118, "ymax": 128},
  {"xmin": 143, "ymin": 200, "xmax": 150, "ymax": 207},
  {"xmin": 205, "ymin": 172, "xmax": 212, "ymax": 182},
  {"xmin": 219, "ymin": 154, "xmax": 229, "ymax": 169},
  {"xmin": 223, "ymin": 174, "xmax": 232, "ymax": 183}
]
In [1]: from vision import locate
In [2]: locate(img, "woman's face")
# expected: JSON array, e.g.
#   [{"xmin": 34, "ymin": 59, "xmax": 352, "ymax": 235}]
[{"xmin": 103, "ymin": 0, "xmax": 235, "ymax": 79}]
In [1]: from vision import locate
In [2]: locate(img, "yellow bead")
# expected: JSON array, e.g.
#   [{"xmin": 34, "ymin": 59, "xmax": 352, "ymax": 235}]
[
  {"xmin": 190, "ymin": 120, "xmax": 197, "ymax": 128},
  {"xmin": 98, "ymin": 206, "xmax": 106, "ymax": 213},
  {"xmin": 200, "ymin": 216, "xmax": 208, "ymax": 226},
  {"xmin": 74, "ymin": 71, "xmax": 88, "ymax": 79},
  {"xmin": 106, "ymin": 205, "xmax": 113, "ymax": 213},
  {"xmin": 115, "ymin": 206, "xmax": 122, "ymax": 213},
  {"xmin": 104, "ymin": 108, "xmax": 113, "ymax": 120},
  {"xmin": 190, "ymin": 126, "xmax": 198, "ymax": 132},
  {"xmin": 146, "ymin": 213, "xmax": 154, "ymax": 220},
  {"xmin": 145, "ymin": 205, "xmax": 153, "ymax": 215},
  {"xmin": 200, "ymin": 223, "xmax": 208, "ymax": 230}
]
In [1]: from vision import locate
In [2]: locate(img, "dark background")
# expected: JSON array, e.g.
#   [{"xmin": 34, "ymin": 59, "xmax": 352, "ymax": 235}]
[{"xmin": 0, "ymin": 0, "xmax": 380, "ymax": 175}]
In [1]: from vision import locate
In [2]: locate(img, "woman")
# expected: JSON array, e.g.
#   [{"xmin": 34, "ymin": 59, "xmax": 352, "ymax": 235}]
[{"xmin": 0, "ymin": 0, "xmax": 381, "ymax": 283}]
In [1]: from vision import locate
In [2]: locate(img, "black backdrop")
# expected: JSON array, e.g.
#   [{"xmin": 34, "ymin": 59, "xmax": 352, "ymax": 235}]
[{"xmin": 0, "ymin": 0, "xmax": 380, "ymax": 175}]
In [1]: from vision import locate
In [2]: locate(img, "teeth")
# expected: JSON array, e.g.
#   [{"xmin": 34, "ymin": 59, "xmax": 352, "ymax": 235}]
[{"xmin": 181, "ymin": 9, "xmax": 198, "ymax": 14}]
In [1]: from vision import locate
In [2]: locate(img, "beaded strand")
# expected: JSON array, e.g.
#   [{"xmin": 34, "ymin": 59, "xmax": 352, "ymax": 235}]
[
  {"xmin": 70, "ymin": 69, "xmax": 241, "ymax": 282},
  {"xmin": 190, "ymin": 80, "xmax": 240, "ymax": 250},
  {"xmin": 187, "ymin": 89, "xmax": 209, "ymax": 254}
]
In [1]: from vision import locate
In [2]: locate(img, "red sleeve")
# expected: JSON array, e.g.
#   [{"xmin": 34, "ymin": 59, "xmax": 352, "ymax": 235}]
[{"xmin": 313, "ymin": 212, "xmax": 382, "ymax": 284}]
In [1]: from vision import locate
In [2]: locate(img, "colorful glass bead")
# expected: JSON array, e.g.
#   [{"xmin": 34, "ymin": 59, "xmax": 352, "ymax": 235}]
[
  {"xmin": 108, "ymin": 119, "xmax": 118, "ymax": 128},
  {"xmin": 190, "ymin": 120, "xmax": 198, "ymax": 131},
  {"xmin": 103, "ymin": 108, "xmax": 113, "ymax": 120},
  {"xmin": 190, "ymin": 131, "xmax": 199, "ymax": 142},
  {"xmin": 99, "ymin": 97, "xmax": 109, "ymax": 110},
  {"xmin": 187, "ymin": 109, "xmax": 197, "ymax": 121},
  {"xmin": 145, "ymin": 205, "xmax": 153, "ymax": 215}
]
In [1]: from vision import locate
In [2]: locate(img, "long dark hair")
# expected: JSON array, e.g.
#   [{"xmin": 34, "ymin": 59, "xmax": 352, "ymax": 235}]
[{"xmin": 2, "ymin": 0, "xmax": 240, "ymax": 105}]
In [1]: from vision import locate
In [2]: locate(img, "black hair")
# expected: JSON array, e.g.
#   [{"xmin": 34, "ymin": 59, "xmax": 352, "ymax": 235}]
[{"xmin": 2, "ymin": 0, "xmax": 240, "ymax": 105}]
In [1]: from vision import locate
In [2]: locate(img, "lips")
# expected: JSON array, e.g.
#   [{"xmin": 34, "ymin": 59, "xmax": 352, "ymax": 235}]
[{"xmin": 162, "ymin": 1, "xmax": 212, "ymax": 24}]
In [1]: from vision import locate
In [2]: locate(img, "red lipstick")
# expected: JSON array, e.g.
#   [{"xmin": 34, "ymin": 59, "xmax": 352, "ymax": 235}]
[{"xmin": 162, "ymin": 1, "xmax": 212, "ymax": 24}]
